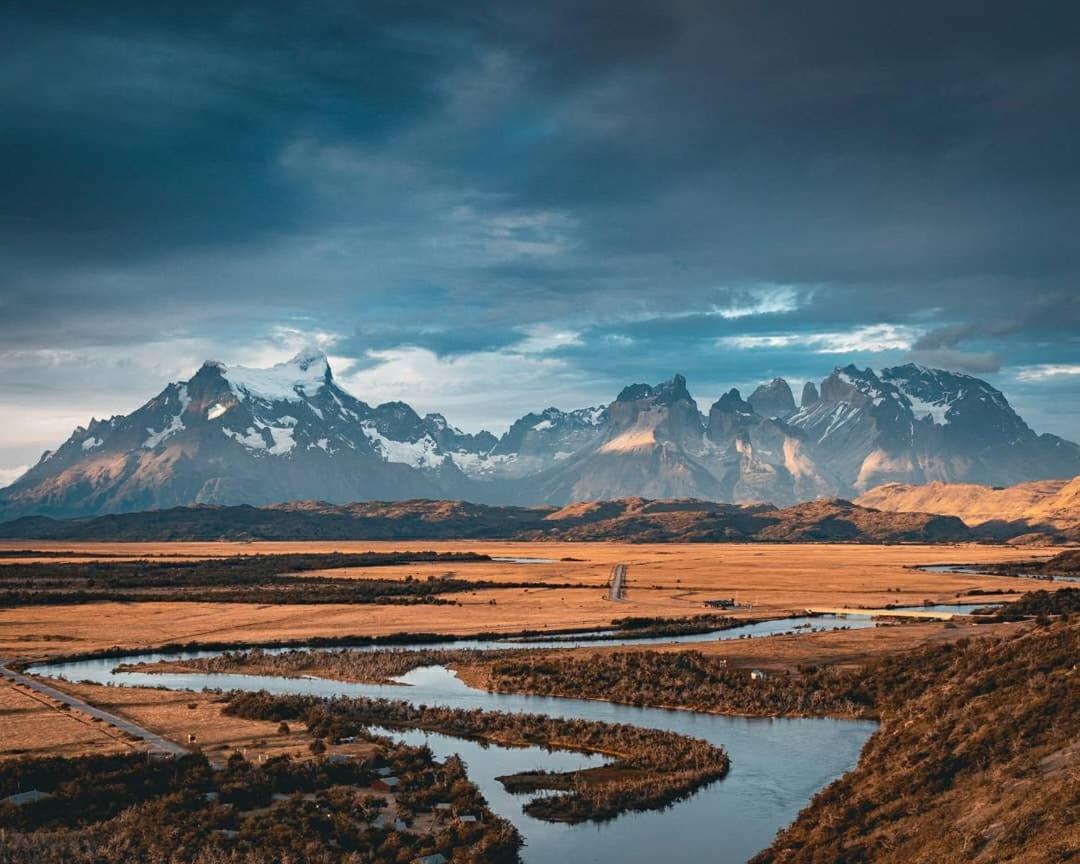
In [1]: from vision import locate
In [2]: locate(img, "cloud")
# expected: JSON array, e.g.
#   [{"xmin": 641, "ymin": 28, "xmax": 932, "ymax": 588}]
[
  {"xmin": 904, "ymin": 323, "xmax": 1005, "ymax": 373},
  {"xmin": 2, "ymin": 2, "xmax": 1080, "ymax": 463},
  {"xmin": 906, "ymin": 348, "xmax": 1002, "ymax": 373},
  {"xmin": 711, "ymin": 286, "xmax": 803, "ymax": 320},
  {"xmin": 720, "ymin": 324, "xmax": 918, "ymax": 354},
  {"xmin": 512, "ymin": 325, "xmax": 584, "ymax": 354},
  {"xmin": 338, "ymin": 345, "xmax": 605, "ymax": 432},
  {"xmin": 1015, "ymin": 364, "xmax": 1080, "ymax": 382}
]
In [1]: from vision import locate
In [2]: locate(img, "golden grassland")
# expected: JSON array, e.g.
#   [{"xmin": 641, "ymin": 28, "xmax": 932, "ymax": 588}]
[
  {"xmin": 0, "ymin": 678, "xmax": 132, "ymax": 760},
  {"xmin": 54, "ymin": 682, "xmax": 366, "ymax": 768},
  {"xmin": 0, "ymin": 542, "xmax": 1059, "ymax": 662},
  {"xmin": 0, "ymin": 674, "xmax": 365, "ymax": 768}
]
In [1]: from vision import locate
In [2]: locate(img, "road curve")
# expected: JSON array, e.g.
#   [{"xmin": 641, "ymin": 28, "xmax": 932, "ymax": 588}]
[{"xmin": 0, "ymin": 662, "xmax": 189, "ymax": 757}]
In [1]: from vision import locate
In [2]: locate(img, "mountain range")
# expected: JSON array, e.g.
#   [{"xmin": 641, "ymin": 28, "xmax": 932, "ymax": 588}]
[{"xmin": 2, "ymin": 348, "xmax": 1079, "ymax": 519}]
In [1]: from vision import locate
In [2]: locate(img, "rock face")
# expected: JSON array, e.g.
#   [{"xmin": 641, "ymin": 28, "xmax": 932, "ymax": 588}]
[
  {"xmin": 2, "ymin": 352, "xmax": 1078, "ymax": 518},
  {"xmin": 747, "ymin": 378, "xmax": 797, "ymax": 419}
]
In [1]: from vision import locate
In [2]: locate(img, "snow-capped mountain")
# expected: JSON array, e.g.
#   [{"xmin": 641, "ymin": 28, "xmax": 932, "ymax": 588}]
[
  {"xmin": 0, "ymin": 349, "xmax": 489, "ymax": 517},
  {"xmin": 2, "ymin": 352, "xmax": 1078, "ymax": 518}
]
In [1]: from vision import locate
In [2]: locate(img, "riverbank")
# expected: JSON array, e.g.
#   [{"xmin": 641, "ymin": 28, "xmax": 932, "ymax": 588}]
[
  {"xmin": 751, "ymin": 614, "xmax": 1080, "ymax": 863},
  {"xmin": 225, "ymin": 691, "xmax": 731, "ymax": 824}
]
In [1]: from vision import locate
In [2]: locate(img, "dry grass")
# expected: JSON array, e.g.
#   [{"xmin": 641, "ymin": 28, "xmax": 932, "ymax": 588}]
[
  {"xmin": 0, "ymin": 678, "xmax": 129, "ymax": 760},
  {"xmin": 50, "ymin": 681, "xmax": 376, "ymax": 768},
  {"xmin": 0, "ymin": 542, "xmax": 1054, "ymax": 662}
]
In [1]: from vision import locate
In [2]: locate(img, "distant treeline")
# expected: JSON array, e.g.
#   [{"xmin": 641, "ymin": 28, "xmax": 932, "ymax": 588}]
[{"xmin": 0, "ymin": 550, "xmax": 584, "ymax": 606}]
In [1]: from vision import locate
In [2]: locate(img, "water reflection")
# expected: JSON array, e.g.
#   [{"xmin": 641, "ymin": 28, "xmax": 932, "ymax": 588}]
[{"xmin": 31, "ymin": 655, "xmax": 875, "ymax": 864}]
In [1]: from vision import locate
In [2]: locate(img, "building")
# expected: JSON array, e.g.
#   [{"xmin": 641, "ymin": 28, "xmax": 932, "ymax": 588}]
[
  {"xmin": 704, "ymin": 598, "xmax": 736, "ymax": 609},
  {"xmin": 372, "ymin": 776, "xmax": 400, "ymax": 792},
  {"xmin": 414, "ymin": 855, "xmax": 449, "ymax": 864},
  {"xmin": 433, "ymin": 802, "xmax": 454, "ymax": 821},
  {"xmin": 750, "ymin": 669, "xmax": 767, "ymax": 680}
]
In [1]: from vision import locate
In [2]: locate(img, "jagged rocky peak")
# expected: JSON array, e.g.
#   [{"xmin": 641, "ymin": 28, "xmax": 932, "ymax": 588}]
[
  {"xmin": 707, "ymin": 388, "xmax": 757, "ymax": 441},
  {"xmin": 880, "ymin": 364, "xmax": 1015, "ymax": 426},
  {"xmin": 747, "ymin": 378, "xmax": 796, "ymax": 418},
  {"xmin": 711, "ymin": 388, "xmax": 754, "ymax": 415},
  {"xmin": 616, "ymin": 373, "xmax": 693, "ymax": 406},
  {"xmin": 820, "ymin": 364, "xmax": 889, "ymax": 406},
  {"xmin": 4, "ymin": 356, "xmax": 1080, "ymax": 520}
]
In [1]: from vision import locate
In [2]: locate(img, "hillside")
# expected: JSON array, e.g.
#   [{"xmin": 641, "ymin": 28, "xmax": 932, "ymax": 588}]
[
  {"xmin": 0, "ymin": 497, "xmax": 973, "ymax": 543},
  {"xmin": 752, "ymin": 617, "xmax": 1080, "ymax": 863},
  {"xmin": 858, "ymin": 475, "xmax": 1080, "ymax": 539}
]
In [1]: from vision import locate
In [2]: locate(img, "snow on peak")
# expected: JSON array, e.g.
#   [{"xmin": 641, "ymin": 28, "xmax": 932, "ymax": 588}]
[
  {"xmin": 289, "ymin": 346, "xmax": 331, "ymax": 373},
  {"xmin": 219, "ymin": 349, "xmax": 332, "ymax": 403},
  {"xmin": 143, "ymin": 384, "xmax": 190, "ymax": 449}
]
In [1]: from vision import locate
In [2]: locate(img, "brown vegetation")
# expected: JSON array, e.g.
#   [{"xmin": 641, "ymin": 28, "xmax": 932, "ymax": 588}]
[
  {"xmin": 0, "ymin": 735, "xmax": 520, "ymax": 864},
  {"xmin": 0, "ymin": 551, "xmax": 590, "ymax": 606},
  {"xmin": 121, "ymin": 646, "xmax": 524, "ymax": 685},
  {"xmin": 751, "ymin": 616, "xmax": 1080, "ymax": 864},
  {"xmin": 992, "ymin": 587, "xmax": 1080, "ymax": 618},
  {"xmin": 225, "ymin": 691, "xmax": 730, "ymax": 823},
  {"xmin": 485, "ymin": 651, "xmax": 873, "ymax": 718}
]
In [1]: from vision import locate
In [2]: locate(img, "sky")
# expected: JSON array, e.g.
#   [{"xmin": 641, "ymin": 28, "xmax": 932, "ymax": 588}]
[{"xmin": 2, "ymin": 1, "xmax": 1080, "ymax": 483}]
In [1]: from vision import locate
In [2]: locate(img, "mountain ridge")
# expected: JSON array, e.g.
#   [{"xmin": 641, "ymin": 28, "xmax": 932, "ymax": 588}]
[
  {"xmin": 0, "ymin": 496, "xmax": 974, "ymax": 543},
  {"xmin": 2, "ymin": 350, "xmax": 1079, "ymax": 518}
]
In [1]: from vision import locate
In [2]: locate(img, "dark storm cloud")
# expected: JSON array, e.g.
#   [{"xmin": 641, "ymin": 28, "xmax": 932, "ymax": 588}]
[{"xmin": 1, "ymin": 0, "xmax": 1080, "ymax": 450}]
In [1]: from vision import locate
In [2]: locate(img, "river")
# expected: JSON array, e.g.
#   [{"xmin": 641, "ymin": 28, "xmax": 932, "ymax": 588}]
[
  {"xmin": 918, "ymin": 564, "xmax": 1080, "ymax": 583},
  {"xmin": 30, "ymin": 628, "xmax": 877, "ymax": 864}
]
